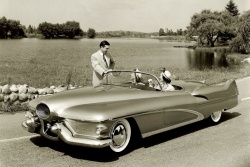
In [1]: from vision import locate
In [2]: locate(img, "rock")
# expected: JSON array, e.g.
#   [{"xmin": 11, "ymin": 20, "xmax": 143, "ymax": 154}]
[
  {"xmin": 18, "ymin": 85, "xmax": 28, "ymax": 94},
  {"xmin": 27, "ymin": 94, "xmax": 36, "ymax": 100},
  {"xmin": 28, "ymin": 87, "xmax": 38, "ymax": 94},
  {"xmin": 241, "ymin": 57, "xmax": 250, "ymax": 63},
  {"xmin": 19, "ymin": 93, "xmax": 28, "ymax": 101},
  {"xmin": 10, "ymin": 85, "xmax": 18, "ymax": 93},
  {"xmin": 13, "ymin": 101, "xmax": 21, "ymax": 106},
  {"xmin": 68, "ymin": 85, "xmax": 76, "ymax": 90},
  {"xmin": 58, "ymin": 84, "xmax": 65, "ymax": 87},
  {"xmin": 50, "ymin": 85, "xmax": 56, "ymax": 89},
  {"xmin": 2, "ymin": 102, "xmax": 10, "ymax": 111},
  {"xmin": 2, "ymin": 84, "xmax": 11, "ymax": 94},
  {"xmin": 0, "ymin": 86, "xmax": 2, "ymax": 94},
  {"xmin": 38, "ymin": 89, "xmax": 47, "ymax": 95},
  {"xmin": 4, "ymin": 95, "xmax": 10, "ymax": 102},
  {"xmin": 0, "ymin": 94, "xmax": 4, "ymax": 102},
  {"xmin": 10, "ymin": 93, "xmax": 19, "ymax": 102},
  {"xmin": 44, "ymin": 87, "xmax": 54, "ymax": 94},
  {"xmin": 53, "ymin": 87, "xmax": 67, "ymax": 93}
]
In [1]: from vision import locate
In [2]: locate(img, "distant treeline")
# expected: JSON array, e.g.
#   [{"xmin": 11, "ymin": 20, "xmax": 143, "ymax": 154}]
[
  {"xmin": 37, "ymin": 21, "xmax": 84, "ymax": 39},
  {"xmin": 0, "ymin": 16, "xmax": 160, "ymax": 39},
  {"xmin": 97, "ymin": 31, "xmax": 158, "ymax": 38},
  {"xmin": 0, "ymin": 0, "xmax": 249, "ymax": 53}
]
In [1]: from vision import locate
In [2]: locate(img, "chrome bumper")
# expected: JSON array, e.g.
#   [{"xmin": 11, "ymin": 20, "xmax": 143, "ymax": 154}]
[
  {"xmin": 22, "ymin": 119, "xmax": 40, "ymax": 133},
  {"xmin": 22, "ymin": 118, "xmax": 111, "ymax": 148}
]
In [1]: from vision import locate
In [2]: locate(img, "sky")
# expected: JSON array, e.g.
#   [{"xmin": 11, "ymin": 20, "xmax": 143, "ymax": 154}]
[{"xmin": 0, "ymin": 0, "xmax": 249, "ymax": 32}]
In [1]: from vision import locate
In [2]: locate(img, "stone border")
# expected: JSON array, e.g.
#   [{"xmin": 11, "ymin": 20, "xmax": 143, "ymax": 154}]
[{"xmin": 0, "ymin": 84, "xmax": 78, "ymax": 111}]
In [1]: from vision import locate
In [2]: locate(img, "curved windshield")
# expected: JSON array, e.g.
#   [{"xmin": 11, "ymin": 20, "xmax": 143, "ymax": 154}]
[{"xmin": 102, "ymin": 70, "xmax": 162, "ymax": 91}]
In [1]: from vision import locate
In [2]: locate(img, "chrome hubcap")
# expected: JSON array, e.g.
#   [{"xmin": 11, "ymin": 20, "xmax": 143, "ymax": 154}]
[
  {"xmin": 211, "ymin": 111, "xmax": 222, "ymax": 121},
  {"xmin": 111, "ymin": 124, "xmax": 127, "ymax": 147}
]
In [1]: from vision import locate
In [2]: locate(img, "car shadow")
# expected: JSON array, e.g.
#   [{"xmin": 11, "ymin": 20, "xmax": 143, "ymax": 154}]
[
  {"xmin": 30, "ymin": 112, "xmax": 240, "ymax": 162},
  {"xmin": 30, "ymin": 136, "xmax": 119, "ymax": 162}
]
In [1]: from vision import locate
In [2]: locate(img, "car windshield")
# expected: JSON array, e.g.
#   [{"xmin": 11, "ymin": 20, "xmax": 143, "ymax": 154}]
[{"xmin": 102, "ymin": 70, "xmax": 162, "ymax": 91}]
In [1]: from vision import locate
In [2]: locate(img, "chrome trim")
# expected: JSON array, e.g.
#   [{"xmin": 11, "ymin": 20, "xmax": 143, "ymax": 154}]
[
  {"xmin": 57, "ymin": 122, "xmax": 111, "ymax": 148},
  {"xmin": 58, "ymin": 114, "xmax": 103, "ymax": 122},
  {"xmin": 141, "ymin": 109, "xmax": 204, "ymax": 138},
  {"xmin": 40, "ymin": 120, "xmax": 59, "ymax": 141},
  {"xmin": 22, "ymin": 119, "xmax": 40, "ymax": 133},
  {"xmin": 29, "ymin": 106, "xmax": 36, "ymax": 111},
  {"xmin": 21, "ymin": 121, "xmax": 28, "ymax": 129},
  {"xmin": 63, "ymin": 120, "xmax": 109, "ymax": 139}
]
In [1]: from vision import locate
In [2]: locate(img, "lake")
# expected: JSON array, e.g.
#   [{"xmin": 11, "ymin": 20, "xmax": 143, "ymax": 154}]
[
  {"xmin": 0, "ymin": 38, "xmax": 236, "ymax": 86},
  {"xmin": 0, "ymin": 38, "xmax": 230, "ymax": 69}
]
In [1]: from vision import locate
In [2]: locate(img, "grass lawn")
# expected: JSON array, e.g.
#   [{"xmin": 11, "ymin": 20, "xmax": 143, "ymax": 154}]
[{"xmin": 0, "ymin": 40, "xmax": 249, "ymax": 87}]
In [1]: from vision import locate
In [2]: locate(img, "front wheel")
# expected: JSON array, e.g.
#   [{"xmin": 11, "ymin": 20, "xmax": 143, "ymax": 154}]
[
  {"xmin": 210, "ymin": 110, "xmax": 222, "ymax": 123},
  {"xmin": 110, "ymin": 119, "xmax": 131, "ymax": 153}
]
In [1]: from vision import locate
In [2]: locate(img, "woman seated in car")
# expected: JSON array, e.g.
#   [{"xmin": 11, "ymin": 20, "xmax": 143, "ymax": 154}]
[{"xmin": 159, "ymin": 68, "xmax": 175, "ymax": 91}]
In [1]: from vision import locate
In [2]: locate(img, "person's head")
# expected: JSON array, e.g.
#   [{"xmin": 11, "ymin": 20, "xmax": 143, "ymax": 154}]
[
  {"xmin": 100, "ymin": 40, "xmax": 110, "ymax": 54},
  {"xmin": 160, "ymin": 67, "xmax": 166, "ymax": 72},
  {"xmin": 161, "ymin": 70, "xmax": 172, "ymax": 84}
]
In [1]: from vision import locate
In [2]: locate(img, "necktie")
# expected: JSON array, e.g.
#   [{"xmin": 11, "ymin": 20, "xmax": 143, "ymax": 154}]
[{"xmin": 103, "ymin": 54, "xmax": 109, "ymax": 68}]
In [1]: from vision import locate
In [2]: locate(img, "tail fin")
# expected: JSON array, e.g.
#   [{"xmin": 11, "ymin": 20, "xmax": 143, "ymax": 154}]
[{"xmin": 192, "ymin": 80, "xmax": 239, "ymax": 100}]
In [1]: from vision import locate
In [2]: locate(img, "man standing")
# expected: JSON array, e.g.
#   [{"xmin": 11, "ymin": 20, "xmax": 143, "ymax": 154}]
[{"xmin": 91, "ymin": 40, "xmax": 115, "ymax": 87}]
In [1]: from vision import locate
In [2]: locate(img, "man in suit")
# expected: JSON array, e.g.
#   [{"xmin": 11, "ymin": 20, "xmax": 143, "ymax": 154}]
[{"xmin": 91, "ymin": 40, "xmax": 115, "ymax": 87}]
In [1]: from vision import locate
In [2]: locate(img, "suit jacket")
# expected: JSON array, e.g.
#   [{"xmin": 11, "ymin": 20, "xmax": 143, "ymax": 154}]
[{"xmin": 91, "ymin": 50, "xmax": 115, "ymax": 87}]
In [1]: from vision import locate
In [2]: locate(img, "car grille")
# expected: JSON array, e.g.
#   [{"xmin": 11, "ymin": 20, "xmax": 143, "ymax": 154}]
[{"xmin": 66, "ymin": 120, "xmax": 97, "ymax": 136}]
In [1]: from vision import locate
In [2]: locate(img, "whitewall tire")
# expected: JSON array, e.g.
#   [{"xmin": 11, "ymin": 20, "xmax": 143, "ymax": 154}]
[
  {"xmin": 110, "ymin": 119, "xmax": 131, "ymax": 153},
  {"xmin": 210, "ymin": 110, "xmax": 222, "ymax": 123}
]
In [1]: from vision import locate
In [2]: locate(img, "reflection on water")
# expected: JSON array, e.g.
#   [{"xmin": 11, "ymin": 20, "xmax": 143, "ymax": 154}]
[
  {"xmin": 0, "ymin": 38, "xmax": 233, "ymax": 71},
  {"xmin": 186, "ymin": 49, "xmax": 229, "ymax": 70}
]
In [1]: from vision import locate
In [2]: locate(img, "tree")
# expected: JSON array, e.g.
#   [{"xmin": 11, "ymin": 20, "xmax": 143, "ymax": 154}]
[
  {"xmin": 62, "ymin": 21, "xmax": 81, "ymax": 38},
  {"xmin": 225, "ymin": 0, "xmax": 239, "ymax": 16},
  {"xmin": 26, "ymin": 25, "xmax": 34, "ymax": 33},
  {"xmin": 159, "ymin": 28, "xmax": 165, "ymax": 36},
  {"xmin": 187, "ymin": 10, "xmax": 236, "ymax": 47},
  {"xmin": 87, "ymin": 28, "xmax": 96, "ymax": 38},
  {"xmin": 177, "ymin": 29, "xmax": 183, "ymax": 35},
  {"xmin": 0, "ymin": 17, "xmax": 26, "ymax": 38},
  {"xmin": 198, "ymin": 19, "xmax": 225, "ymax": 47},
  {"xmin": 37, "ymin": 21, "xmax": 83, "ymax": 38},
  {"xmin": 230, "ymin": 10, "xmax": 250, "ymax": 53},
  {"xmin": 0, "ymin": 16, "xmax": 8, "ymax": 38},
  {"xmin": 37, "ymin": 22, "xmax": 55, "ymax": 38}
]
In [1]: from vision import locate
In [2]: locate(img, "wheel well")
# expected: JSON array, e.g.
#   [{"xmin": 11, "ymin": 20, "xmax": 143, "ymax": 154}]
[{"xmin": 127, "ymin": 117, "xmax": 142, "ymax": 139}]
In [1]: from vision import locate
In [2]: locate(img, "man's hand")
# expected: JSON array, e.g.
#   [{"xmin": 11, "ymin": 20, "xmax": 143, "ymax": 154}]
[{"xmin": 102, "ymin": 69, "xmax": 112, "ymax": 77}]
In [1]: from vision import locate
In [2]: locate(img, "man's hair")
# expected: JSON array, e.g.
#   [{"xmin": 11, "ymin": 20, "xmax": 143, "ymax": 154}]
[{"xmin": 100, "ymin": 40, "xmax": 110, "ymax": 48}]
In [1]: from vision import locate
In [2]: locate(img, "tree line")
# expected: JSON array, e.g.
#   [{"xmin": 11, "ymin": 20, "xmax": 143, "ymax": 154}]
[
  {"xmin": 1, "ymin": 0, "xmax": 249, "ymax": 53},
  {"xmin": 0, "ymin": 17, "xmax": 158, "ymax": 39}
]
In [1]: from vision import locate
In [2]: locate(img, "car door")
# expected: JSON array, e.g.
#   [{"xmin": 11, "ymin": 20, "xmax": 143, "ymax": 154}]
[{"xmin": 162, "ymin": 92, "xmax": 204, "ymax": 129}]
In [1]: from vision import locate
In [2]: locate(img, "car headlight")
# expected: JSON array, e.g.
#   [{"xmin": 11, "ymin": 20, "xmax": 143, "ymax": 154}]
[
  {"xmin": 96, "ymin": 125, "xmax": 108, "ymax": 135},
  {"xmin": 36, "ymin": 103, "xmax": 50, "ymax": 119}
]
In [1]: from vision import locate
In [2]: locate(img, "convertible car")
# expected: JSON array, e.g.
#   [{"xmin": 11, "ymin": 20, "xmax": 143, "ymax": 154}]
[{"xmin": 22, "ymin": 70, "xmax": 239, "ymax": 153}]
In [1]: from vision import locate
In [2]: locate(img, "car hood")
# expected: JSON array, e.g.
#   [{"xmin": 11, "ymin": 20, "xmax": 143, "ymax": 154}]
[{"xmin": 35, "ymin": 85, "xmax": 191, "ymax": 122}]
